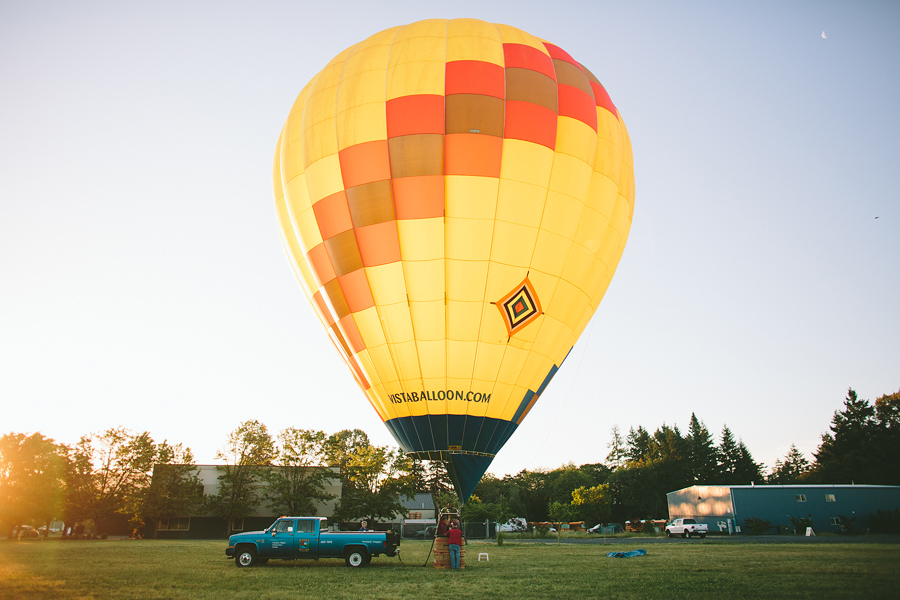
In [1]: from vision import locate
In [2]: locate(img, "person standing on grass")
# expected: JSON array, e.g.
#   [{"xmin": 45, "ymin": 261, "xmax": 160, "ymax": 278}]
[{"xmin": 448, "ymin": 522, "xmax": 462, "ymax": 570}]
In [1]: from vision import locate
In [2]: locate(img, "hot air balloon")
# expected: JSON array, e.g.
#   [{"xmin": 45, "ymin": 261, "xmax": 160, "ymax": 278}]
[{"xmin": 273, "ymin": 19, "xmax": 634, "ymax": 503}]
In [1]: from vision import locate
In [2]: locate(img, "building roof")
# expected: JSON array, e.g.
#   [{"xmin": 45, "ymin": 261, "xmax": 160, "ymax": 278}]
[
  {"xmin": 728, "ymin": 484, "xmax": 899, "ymax": 489},
  {"xmin": 669, "ymin": 483, "xmax": 900, "ymax": 494},
  {"xmin": 400, "ymin": 493, "xmax": 436, "ymax": 510}
]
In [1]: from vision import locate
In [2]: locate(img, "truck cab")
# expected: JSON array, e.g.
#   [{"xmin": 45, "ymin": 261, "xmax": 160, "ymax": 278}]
[{"xmin": 265, "ymin": 517, "xmax": 319, "ymax": 558}]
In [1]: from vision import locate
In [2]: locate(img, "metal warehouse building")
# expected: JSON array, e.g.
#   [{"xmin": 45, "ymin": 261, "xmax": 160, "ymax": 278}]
[{"xmin": 667, "ymin": 484, "xmax": 900, "ymax": 534}]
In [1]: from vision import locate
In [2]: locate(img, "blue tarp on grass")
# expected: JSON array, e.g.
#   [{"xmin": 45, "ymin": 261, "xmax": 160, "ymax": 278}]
[{"xmin": 606, "ymin": 549, "xmax": 647, "ymax": 558}]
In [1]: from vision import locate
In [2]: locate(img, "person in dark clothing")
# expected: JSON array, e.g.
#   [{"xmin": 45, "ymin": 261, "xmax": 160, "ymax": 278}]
[
  {"xmin": 436, "ymin": 515, "xmax": 450, "ymax": 536},
  {"xmin": 448, "ymin": 522, "xmax": 462, "ymax": 569}
]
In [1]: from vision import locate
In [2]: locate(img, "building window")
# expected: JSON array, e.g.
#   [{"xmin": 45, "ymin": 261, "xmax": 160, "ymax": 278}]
[
  {"xmin": 409, "ymin": 511, "xmax": 422, "ymax": 519},
  {"xmin": 796, "ymin": 494, "xmax": 807, "ymax": 502},
  {"xmin": 232, "ymin": 518, "xmax": 245, "ymax": 531},
  {"xmin": 158, "ymin": 517, "xmax": 190, "ymax": 531},
  {"xmin": 830, "ymin": 517, "xmax": 841, "ymax": 526},
  {"xmin": 825, "ymin": 494, "xmax": 836, "ymax": 502}
]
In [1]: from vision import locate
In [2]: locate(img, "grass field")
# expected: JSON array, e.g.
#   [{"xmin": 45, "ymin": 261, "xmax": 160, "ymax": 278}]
[{"xmin": 1, "ymin": 538, "xmax": 899, "ymax": 599}]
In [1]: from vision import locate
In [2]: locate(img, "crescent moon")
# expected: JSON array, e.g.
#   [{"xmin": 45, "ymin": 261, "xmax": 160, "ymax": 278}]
[{"xmin": 822, "ymin": 31, "xmax": 827, "ymax": 38}]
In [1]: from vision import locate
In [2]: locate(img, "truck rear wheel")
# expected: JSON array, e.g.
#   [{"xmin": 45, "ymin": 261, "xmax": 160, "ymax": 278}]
[
  {"xmin": 345, "ymin": 549, "xmax": 368, "ymax": 568},
  {"xmin": 235, "ymin": 547, "xmax": 257, "ymax": 567}
]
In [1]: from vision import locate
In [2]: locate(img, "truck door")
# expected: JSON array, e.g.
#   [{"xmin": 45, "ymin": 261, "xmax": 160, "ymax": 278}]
[
  {"xmin": 267, "ymin": 519, "xmax": 296, "ymax": 558},
  {"xmin": 296, "ymin": 519, "xmax": 319, "ymax": 558}
]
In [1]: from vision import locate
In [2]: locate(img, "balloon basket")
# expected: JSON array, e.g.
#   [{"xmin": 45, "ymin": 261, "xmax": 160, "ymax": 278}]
[{"xmin": 433, "ymin": 536, "xmax": 465, "ymax": 570}]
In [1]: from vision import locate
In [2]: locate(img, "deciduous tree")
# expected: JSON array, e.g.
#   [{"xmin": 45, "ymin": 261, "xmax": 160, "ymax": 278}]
[
  {"xmin": 546, "ymin": 463, "xmax": 594, "ymax": 504},
  {"xmin": 547, "ymin": 500, "xmax": 576, "ymax": 523},
  {"xmin": 63, "ymin": 428, "xmax": 160, "ymax": 536},
  {"xmin": 206, "ymin": 420, "xmax": 274, "ymax": 536},
  {"xmin": 0, "ymin": 433, "xmax": 67, "ymax": 538},
  {"xmin": 571, "ymin": 484, "xmax": 611, "ymax": 525},
  {"xmin": 260, "ymin": 428, "xmax": 336, "ymax": 516},
  {"xmin": 136, "ymin": 443, "xmax": 200, "ymax": 538},
  {"xmin": 324, "ymin": 429, "xmax": 369, "ymax": 472},
  {"xmin": 333, "ymin": 444, "xmax": 416, "ymax": 524},
  {"xmin": 470, "ymin": 473, "xmax": 528, "ymax": 520},
  {"xmin": 460, "ymin": 494, "xmax": 512, "ymax": 524}
]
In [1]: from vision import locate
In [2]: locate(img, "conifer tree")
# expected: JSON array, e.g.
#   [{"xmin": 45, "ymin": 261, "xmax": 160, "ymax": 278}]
[
  {"xmin": 768, "ymin": 444, "xmax": 811, "ymax": 484},
  {"xmin": 687, "ymin": 414, "xmax": 717, "ymax": 483}
]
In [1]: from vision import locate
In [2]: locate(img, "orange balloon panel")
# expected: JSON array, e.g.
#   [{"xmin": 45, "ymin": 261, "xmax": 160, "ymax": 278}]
[{"xmin": 274, "ymin": 19, "xmax": 634, "ymax": 502}]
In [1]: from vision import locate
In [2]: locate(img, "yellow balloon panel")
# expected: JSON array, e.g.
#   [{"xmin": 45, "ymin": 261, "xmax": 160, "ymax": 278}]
[
  {"xmin": 402, "ymin": 259, "xmax": 444, "ymax": 302},
  {"xmin": 274, "ymin": 19, "xmax": 634, "ymax": 503},
  {"xmin": 447, "ymin": 300, "xmax": 482, "ymax": 341},
  {"xmin": 447, "ymin": 30, "xmax": 504, "ymax": 65}
]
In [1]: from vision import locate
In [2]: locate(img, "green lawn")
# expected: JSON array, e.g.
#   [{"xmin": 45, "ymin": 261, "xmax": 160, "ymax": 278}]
[{"xmin": 1, "ymin": 538, "xmax": 898, "ymax": 599}]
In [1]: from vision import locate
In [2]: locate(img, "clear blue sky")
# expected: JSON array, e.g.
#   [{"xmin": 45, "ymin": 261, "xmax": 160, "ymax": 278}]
[{"xmin": 2, "ymin": 0, "xmax": 897, "ymax": 477}]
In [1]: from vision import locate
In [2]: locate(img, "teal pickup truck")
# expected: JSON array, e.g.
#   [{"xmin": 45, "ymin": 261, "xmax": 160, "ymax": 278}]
[{"xmin": 225, "ymin": 517, "xmax": 400, "ymax": 568}]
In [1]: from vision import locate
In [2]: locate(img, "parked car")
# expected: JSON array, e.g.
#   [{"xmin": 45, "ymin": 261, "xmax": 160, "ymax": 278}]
[
  {"xmin": 15, "ymin": 526, "xmax": 40, "ymax": 539},
  {"xmin": 665, "ymin": 518, "xmax": 708, "ymax": 538},
  {"xmin": 587, "ymin": 523, "xmax": 624, "ymax": 534}
]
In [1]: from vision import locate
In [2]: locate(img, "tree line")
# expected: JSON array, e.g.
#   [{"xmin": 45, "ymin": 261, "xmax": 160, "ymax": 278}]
[
  {"xmin": 460, "ymin": 387, "xmax": 900, "ymax": 526},
  {"xmin": 2, "ymin": 387, "xmax": 897, "ymax": 538},
  {"xmin": 0, "ymin": 421, "xmax": 428, "ymax": 539}
]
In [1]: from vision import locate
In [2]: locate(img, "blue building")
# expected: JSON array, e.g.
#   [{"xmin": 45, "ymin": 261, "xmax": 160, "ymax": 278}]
[{"xmin": 666, "ymin": 484, "xmax": 900, "ymax": 534}]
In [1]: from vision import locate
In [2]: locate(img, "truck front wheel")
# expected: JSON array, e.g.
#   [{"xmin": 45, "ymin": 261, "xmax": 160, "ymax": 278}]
[
  {"xmin": 235, "ymin": 547, "xmax": 257, "ymax": 567},
  {"xmin": 345, "ymin": 549, "xmax": 368, "ymax": 568}
]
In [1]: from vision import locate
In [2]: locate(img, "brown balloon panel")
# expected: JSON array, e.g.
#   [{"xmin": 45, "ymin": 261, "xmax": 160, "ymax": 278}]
[{"xmin": 273, "ymin": 18, "xmax": 634, "ymax": 504}]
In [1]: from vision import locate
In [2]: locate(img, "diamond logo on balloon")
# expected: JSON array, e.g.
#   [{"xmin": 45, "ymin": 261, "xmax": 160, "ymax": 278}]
[{"xmin": 496, "ymin": 277, "xmax": 542, "ymax": 336}]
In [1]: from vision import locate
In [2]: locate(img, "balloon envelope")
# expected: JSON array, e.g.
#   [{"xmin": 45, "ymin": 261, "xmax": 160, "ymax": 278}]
[{"xmin": 274, "ymin": 19, "xmax": 634, "ymax": 502}]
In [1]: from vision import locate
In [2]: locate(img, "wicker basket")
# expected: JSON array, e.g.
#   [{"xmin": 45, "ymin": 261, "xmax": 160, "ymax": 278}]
[{"xmin": 433, "ymin": 536, "xmax": 466, "ymax": 569}]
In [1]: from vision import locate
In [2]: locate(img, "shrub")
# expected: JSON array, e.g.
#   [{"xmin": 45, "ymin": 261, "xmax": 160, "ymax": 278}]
[
  {"xmin": 789, "ymin": 515, "xmax": 814, "ymax": 534},
  {"xmin": 743, "ymin": 517, "xmax": 772, "ymax": 535},
  {"xmin": 838, "ymin": 514, "xmax": 858, "ymax": 534},
  {"xmin": 869, "ymin": 509, "xmax": 900, "ymax": 534},
  {"xmin": 496, "ymin": 532, "xmax": 504, "ymax": 546}
]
